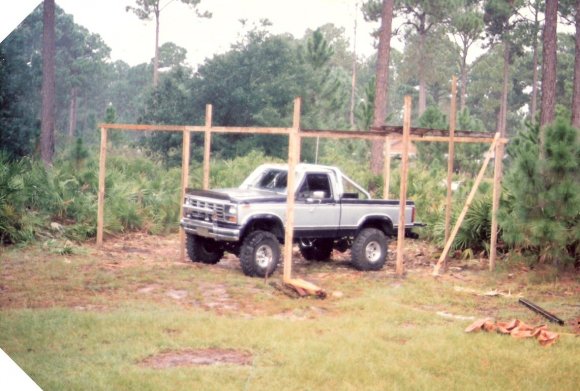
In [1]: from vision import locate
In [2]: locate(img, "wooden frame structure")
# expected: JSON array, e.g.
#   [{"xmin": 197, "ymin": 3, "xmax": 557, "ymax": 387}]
[{"xmin": 97, "ymin": 80, "xmax": 507, "ymax": 280}]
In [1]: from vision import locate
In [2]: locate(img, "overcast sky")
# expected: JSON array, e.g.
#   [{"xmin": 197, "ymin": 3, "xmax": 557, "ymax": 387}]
[{"xmin": 2, "ymin": 0, "xmax": 381, "ymax": 68}]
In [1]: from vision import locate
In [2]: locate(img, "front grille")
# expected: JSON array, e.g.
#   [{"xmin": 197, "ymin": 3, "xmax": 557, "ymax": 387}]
[{"xmin": 185, "ymin": 198, "xmax": 226, "ymax": 222}]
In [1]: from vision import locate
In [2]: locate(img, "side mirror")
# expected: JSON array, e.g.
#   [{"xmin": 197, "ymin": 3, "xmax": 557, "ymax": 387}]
[
  {"xmin": 306, "ymin": 191, "xmax": 326, "ymax": 203},
  {"xmin": 311, "ymin": 191, "xmax": 326, "ymax": 199}
]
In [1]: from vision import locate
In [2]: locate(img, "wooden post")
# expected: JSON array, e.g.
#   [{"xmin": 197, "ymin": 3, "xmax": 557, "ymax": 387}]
[
  {"xmin": 203, "ymin": 104, "xmax": 213, "ymax": 190},
  {"xmin": 445, "ymin": 76, "xmax": 457, "ymax": 244},
  {"xmin": 442, "ymin": 76, "xmax": 458, "ymax": 271},
  {"xmin": 383, "ymin": 136, "xmax": 391, "ymax": 199},
  {"xmin": 96, "ymin": 127, "xmax": 108, "ymax": 247},
  {"xmin": 283, "ymin": 97, "xmax": 301, "ymax": 282},
  {"xmin": 395, "ymin": 96, "xmax": 412, "ymax": 276},
  {"xmin": 489, "ymin": 142, "xmax": 504, "ymax": 271},
  {"xmin": 433, "ymin": 133, "xmax": 500, "ymax": 276},
  {"xmin": 179, "ymin": 127, "xmax": 191, "ymax": 261}
]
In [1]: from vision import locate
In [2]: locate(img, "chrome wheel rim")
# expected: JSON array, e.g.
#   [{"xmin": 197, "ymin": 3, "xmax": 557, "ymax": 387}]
[
  {"xmin": 365, "ymin": 241, "xmax": 382, "ymax": 263},
  {"xmin": 256, "ymin": 244, "xmax": 273, "ymax": 268}
]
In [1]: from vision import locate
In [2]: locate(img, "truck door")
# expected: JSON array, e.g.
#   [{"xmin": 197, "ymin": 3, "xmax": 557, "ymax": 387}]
[{"xmin": 293, "ymin": 172, "xmax": 340, "ymax": 238}]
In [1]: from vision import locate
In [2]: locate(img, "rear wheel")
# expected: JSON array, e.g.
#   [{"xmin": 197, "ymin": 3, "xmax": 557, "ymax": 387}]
[
  {"xmin": 186, "ymin": 234, "xmax": 224, "ymax": 264},
  {"xmin": 299, "ymin": 239, "xmax": 333, "ymax": 261},
  {"xmin": 351, "ymin": 228, "xmax": 388, "ymax": 271},
  {"xmin": 239, "ymin": 230, "xmax": 280, "ymax": 277}
]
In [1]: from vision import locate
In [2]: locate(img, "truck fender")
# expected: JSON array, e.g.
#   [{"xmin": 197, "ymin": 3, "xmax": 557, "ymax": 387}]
[
  {"xmin": 240, "ymin": 214, "xmax": 285, "ymax": 241},
  {"xmin": 356, "ymin": 215, "xmax": 394, "ymax": 237}
]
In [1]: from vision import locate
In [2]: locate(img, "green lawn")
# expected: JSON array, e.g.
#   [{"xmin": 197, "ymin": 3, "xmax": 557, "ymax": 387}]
[{"xmin": 1, "ymin": 235, "xmax": 578, "ymax": 390}]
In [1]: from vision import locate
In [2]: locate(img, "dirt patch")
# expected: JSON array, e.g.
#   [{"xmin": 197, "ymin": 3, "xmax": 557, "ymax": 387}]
[
  {"xmin": 198, "ymin": 283, "xmax": 240, "ymax": 312},
  {"xmin": 139, "ymin": 348, "xmax": 253, "ymax": 368}
]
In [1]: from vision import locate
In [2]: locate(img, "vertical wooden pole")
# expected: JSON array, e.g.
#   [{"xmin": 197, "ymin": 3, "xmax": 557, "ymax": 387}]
[
  {"xmin": 395, "ymin": 96, "xmax": 412, "ymax": 276},
  {"xmin": 179, "ymin": 127, "xmax": 191, "ymax": 261},
  {"xmin": 96, "ymin": 127, "xmax": 107, "ymax": 248},
  {"xmin": 433, "ymin": 133, "xmax": 500, "ymax": 276},
  {"xmin": 283, "ymin": 97, "xmax": 301, "ymax": 283},
  {"xmin": 445, "ymin": 76, "xmax": 457, "ymax": 244},
  {"xmin": 203, "ymin": 104, "xmax": 213, "ymax": 190},
  {"xmin": 489, "ymin": 142, "xmax": 504, "ymax": 271},
  {"xmin": 383, "ymin": 136, "xmax": 391, "ymax": 199}
]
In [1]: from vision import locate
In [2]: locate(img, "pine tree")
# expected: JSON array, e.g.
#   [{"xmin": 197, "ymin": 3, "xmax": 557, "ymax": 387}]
[{"xmin": 499, "ymin": 118, "xmax": 579, "ymax": 266}]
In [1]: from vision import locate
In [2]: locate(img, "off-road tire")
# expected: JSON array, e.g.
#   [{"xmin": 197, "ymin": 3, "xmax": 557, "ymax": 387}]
[
  {"xmin": 239, "ymin": 230, "xmax": 280, "ymax": 277},
  {"xmin": 351, "ymin": 228, "xmax": 388, "ymax": 271},
  {"xmin": 186, "ymin": 233, "xmax": 224, "ymax": 264},
  {"xmin": 299, "ymin": 239, "xmax": 333, "ymax": 261}
]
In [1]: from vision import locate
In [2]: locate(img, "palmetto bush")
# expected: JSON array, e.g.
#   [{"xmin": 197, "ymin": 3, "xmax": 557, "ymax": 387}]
[
  {"xmin": 0, "ymin": 146, "xmax": 293, "ymax": 245},
  {"xmin": 393, "ymin": 162, "xmax": 495, "ymax": 256},
  {"xmin": 0, "ymin": 145, "xmax": 185, "ymax": 244},
  {"xmin": 429, "ymin": 194, "xmax": 494, "ymax": 256}
]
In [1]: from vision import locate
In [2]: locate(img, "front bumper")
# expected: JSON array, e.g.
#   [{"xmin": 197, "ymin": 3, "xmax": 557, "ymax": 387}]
[{"xmin": 180, "ymin": 217, "xmax": 240, "ymax": 241}]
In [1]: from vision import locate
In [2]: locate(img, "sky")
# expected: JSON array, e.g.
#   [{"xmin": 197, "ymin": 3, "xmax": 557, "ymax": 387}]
[{"xmin": 1, "ymin": 0, "xmax": 381, "ymax": 68}]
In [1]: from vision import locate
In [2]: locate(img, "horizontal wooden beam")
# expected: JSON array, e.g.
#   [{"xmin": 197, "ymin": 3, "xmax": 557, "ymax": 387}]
[
  {"xmin": 409, "ymin": 135, "xmax": 508, "ymax": 144},
  {"xmin": 208, "ymin": 126, "xmax": 293, "ymax": 135},
  {"xmin": 301, "ymin": 130, "xmax": 505, "ymax": 144},
  {"xmin": 371, "ymin": 125, "xmax": 497, "ymax": 139},
  {"xmin": 98, "ymin": 123, "xmax": 507, "ymax": 144},
  {"xmin": 97, "ymin": 123, "xmax": 211, "ymax": 132},
  {"xmin": 300, "ymin": 129, "xmax": 389, "ymax": 141}
]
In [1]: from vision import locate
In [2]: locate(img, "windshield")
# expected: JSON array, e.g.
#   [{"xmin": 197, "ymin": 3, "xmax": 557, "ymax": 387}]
[{"xmin": 240, "ymin": 168, "xmax": 288, "ymax": 192}]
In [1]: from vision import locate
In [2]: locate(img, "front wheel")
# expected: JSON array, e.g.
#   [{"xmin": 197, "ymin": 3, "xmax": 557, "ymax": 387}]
[
  {"xmin": 239, "ymin": 230, "xmax": 280, "ymax": 277},
  {"xmin": 186, "ymin": 234, "xmax": 224, "ymax": 264},
  {"xmin": 351, "ymin": 228, "xmax": 388, "ymax": 271}
]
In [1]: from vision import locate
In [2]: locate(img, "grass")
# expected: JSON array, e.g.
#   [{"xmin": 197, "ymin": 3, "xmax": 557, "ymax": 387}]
[{"xmin": 1, "ymin": 235, "xmax": 579, "ymax": 390}]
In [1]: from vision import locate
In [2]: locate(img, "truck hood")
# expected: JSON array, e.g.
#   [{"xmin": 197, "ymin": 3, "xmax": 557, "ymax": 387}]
[{"xmin": 185, "ymin": 188, "xmax": 286, "ymax": 203}]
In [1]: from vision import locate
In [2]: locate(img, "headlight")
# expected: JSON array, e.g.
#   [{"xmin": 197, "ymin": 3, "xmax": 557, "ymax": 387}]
[{"xmin": 226, "ymin": 205, "xmax": 238, "ymax": 224}]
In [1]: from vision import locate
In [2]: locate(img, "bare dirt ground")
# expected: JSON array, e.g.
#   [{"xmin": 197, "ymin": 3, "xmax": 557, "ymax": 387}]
[
  {"xmin": 139, "ymin": 348, "xmax": 253, "ymax": 368},
  {"xmin": 2, "ymin": 233, "xmax": 578, "ymax": 326}
]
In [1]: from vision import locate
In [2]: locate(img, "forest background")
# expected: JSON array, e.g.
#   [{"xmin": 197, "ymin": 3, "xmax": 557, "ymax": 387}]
[{"xmin": 1, "ymin": 0, "xmax": 578, "ymax": 268}]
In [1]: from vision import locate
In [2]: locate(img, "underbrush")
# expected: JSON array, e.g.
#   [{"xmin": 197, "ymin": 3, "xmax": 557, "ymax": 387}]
[{"xmin": 0, "ymin": 148, "xmax": 286, "ymax": 245}]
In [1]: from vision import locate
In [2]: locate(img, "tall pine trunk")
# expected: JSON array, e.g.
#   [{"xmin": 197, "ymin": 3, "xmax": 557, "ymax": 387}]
[
  {"xmin": 153, "ymin": 8, "xmax": 160, "ymax": 87},
  {"xmin": 370, "ymin": 0, "xmax": 394, "ymax": 175},
  {"xmin": 40, "ymin": 0, "xmax": 56, "ymax": 166},
  {"xmin": 349, "ymin": 2, "xmax": 358, "ymax": 128},
  {"xmin": 540, "ymin": 0, "xmax": 558, "ymax": 130},
  {"xmin": 572, "ymin": 0, "xmax": 580, "ymax": 128},
  {"xmin": 460, "ymin": 42, "xmax": 468, "ymax": 111},
  {"xmin": 531, "ymin": 41, "xmax": 539, "ymax": 121},
  {"xmin": 417, "ymin": 15, "xmax": 427, "ymax": 116},
  {"xmin": 530, "ymin": 5, "xmax": 540, "ymax": 122},
  {"xmin": 498, "ymin": 41, "xmax": 510, "ymax": 137}
]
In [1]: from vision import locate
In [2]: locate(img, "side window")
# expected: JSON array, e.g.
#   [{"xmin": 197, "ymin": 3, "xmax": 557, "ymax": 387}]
[{"xmin": 298, "ymin": 173, "xmax": 332, "ymax": 199}]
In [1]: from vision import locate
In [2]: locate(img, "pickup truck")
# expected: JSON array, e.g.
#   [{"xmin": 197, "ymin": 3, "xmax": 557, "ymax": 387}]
[{"xmin": 180, "ymin": 164, "xmax": 421, "ymax": 277}]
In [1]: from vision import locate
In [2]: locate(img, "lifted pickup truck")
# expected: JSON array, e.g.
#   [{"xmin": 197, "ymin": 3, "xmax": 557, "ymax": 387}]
[{"xmin": 181, "ymin": 164, "xmax": 422, "ymax": 277}]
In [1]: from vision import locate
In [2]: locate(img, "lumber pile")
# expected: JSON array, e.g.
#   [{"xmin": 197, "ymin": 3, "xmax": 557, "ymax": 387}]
[{"xmin": 465, "ymin": 318, "xmax": 560, "ymax": 347}]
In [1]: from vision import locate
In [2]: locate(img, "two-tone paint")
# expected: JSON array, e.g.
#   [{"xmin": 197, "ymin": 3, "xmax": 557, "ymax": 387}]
[{"xmin": 180, "ymin": 164, "xmax": 419, "ymax": 243}]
